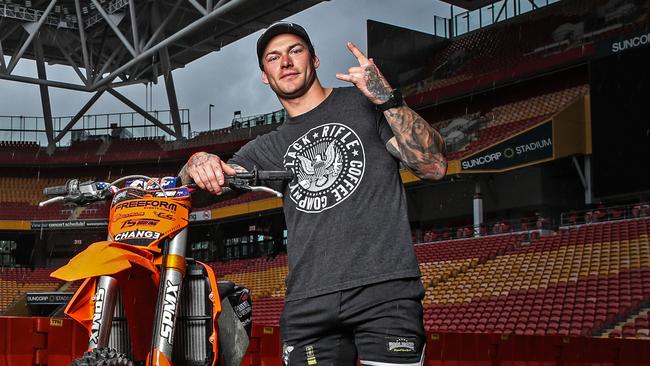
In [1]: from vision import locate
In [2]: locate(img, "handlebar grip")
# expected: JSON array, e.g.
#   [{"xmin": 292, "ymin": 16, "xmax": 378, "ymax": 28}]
[
  {"xmin": 256, "ymin": 170, "xmax": 294, "ymax": 181},
  {"xmin": 43, "ymin": 185, "xmax": 68, "ymax": 196}
]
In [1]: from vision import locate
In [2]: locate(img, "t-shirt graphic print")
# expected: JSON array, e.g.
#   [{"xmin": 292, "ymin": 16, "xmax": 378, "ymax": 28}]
[{"xmin": 283, "ymin": 122, "xmax": 365, "ymax": 213}]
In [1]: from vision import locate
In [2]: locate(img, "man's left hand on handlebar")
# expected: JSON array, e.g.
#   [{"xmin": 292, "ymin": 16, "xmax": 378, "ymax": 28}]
[{"xmin": 181, "ymin": 152, "xmax": 237, "ymax": 195}]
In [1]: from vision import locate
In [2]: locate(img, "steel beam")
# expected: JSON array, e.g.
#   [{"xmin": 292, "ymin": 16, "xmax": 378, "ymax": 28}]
[
  {"xmin": 161, "ymin": 52, "xmax": 183, "ymax": 139},
  {"xmin": 52, "ymin": 91, "xmax": 105, "ymax": 144},
  {"xmin": 107, "ymin": 89, "xmax": 176, "ymax": 136},
  {"xmin": 6, "ymin": 0, "xmax": 57, "ymax": 74},
  {"xmin": 142, "ymin": 0, "xmax": 184, "ymax": 52},
  {"xmin": 129, "ymin": 0, "xmax": 140, "ymax": 54},
  {"xmin": 169, "ymin": 0, "xmax": 291, "ymax": 62},
  {"xmin": 188, "ymin": 0, "xmax": 207, "ymax": 15},
  {"xmin": 94, "ymin": 46, "xmax": 125, "ymax": 84},
  {"xmin": 0, "ymin": 40, "xmax": 6, "ymax": 72},
  {"xmin": 34, "ymin": 36, "xmax": 55, "ymax": 147},
  {"xmin": 54, "ymin": 37, "xmax": 87, "ymax": 84},
  {"xmin": 527, "ymin": 0, "xmax": 539, "ymax": 9},
  {"xmin": 90, "ymin": 0, "xmax": 137, "ymax": 57},
  {"xmin": 0, "ymin": 73, "xmax": 88, "ymax": 91},
  {"xmin": 74, "ymin": 0, "xmax": 92, "ymax": 80},
  {"xmin": 153, "ymin": 2, "xmax": 183, "ymax": 139},
  {"xmin": 93, "ymin": 0, "xmax": 247, "ymax": 90}
]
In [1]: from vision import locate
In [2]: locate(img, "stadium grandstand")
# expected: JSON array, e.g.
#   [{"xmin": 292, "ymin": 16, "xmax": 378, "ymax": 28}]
[{"xmin": 1, "ymin": 0, "xmax": 650, "ymax": 364}]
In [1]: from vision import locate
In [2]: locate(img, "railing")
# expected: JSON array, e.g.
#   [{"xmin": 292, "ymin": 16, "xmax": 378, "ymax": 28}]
[
  {"xmin": 0, "ymin": 109, "xmax": 190, "ymax": 147},
  {"xmin": 560, "ymin": 202, "xmax": 650, "ymax": 227},
  {"xmin": 433, "ymin": 0, "xmax": 561, "ymax": 38},
  {"xmin": 0, "ymin": 0, "xmax": 130, "ymax": 29},
  {"xmin": 231, "ymin": 109, "xmax": 287, "ymax": 129},
  {"xmin": 0, "ymin": 3, "xmax": 73, "ymax": 28},
  {"xmin": 416, "ymin": 215, "xmax": 554, "ymax": 243}
]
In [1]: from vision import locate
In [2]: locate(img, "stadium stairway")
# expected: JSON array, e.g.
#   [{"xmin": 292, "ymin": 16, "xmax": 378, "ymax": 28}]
[{"xmin": 604, "ymin": 306, "xmax": 650, "ymax": 339}]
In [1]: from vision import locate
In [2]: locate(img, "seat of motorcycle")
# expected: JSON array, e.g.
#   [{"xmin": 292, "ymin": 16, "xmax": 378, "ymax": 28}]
[{"xmin": 217, "ymin": 281, "xmax": 236, "ymax": 300}]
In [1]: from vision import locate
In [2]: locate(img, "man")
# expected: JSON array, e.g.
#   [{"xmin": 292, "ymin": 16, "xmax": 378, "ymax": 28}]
[{"xmin": 180, "ymin": 22, "xmax": 446, "ymax": 366}]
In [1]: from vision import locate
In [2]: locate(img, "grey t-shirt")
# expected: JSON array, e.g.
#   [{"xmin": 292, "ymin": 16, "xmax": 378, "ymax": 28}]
[{"xmin": 229, "ymin": 87, "xmax": 420, "ymax": 301}]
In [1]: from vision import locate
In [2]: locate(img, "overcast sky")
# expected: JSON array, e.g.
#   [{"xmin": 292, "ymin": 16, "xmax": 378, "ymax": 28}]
[{"xmin": 0, "ymin": 0, "xmax": 454, "ymax": 140}]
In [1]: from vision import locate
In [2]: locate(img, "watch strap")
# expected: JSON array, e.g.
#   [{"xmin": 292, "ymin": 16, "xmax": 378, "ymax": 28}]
[{"xmin": 376, "ymin": 89, "xmax": 404, "ymax": 112}]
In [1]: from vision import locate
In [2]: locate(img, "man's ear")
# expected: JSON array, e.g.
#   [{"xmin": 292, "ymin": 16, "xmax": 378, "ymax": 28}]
[
  {"xmin": 261, "ymin": 70, "xmax": 269, "ymax": 85},
  {"xmin": 313, "ymin": 55, "xmax": 320, "ymax": 69}
]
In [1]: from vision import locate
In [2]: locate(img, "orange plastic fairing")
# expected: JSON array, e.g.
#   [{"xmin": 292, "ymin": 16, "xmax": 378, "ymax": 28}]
[
  {"xmin": 51, "ymin": 241, "xmax": 159, "ymax": 282},
  {"xmin": 197, "ymin": 260, "xmax": 222, "ymax": 366},
  {"xmin": 54, "ymin": 242, "xmax": 162, "ymax": 360}
]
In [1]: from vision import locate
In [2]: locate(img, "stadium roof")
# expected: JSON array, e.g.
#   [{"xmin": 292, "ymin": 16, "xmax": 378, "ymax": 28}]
[
  {"xmin": 441, "ymin": 0, "xmax": 498, "ymax": 11},
  {"xmin": 0, "ymin": 0, "xmax": 326, "ymax": 146}
]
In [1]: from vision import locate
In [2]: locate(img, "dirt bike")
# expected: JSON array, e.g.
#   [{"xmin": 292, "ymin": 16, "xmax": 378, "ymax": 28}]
[{"xmin": 39, "ymin": 169, "xmax": 293, "ymax": 366}]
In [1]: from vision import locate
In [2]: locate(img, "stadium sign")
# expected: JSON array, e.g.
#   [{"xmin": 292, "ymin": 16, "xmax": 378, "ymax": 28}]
[
  {"xmin": 31, "ymin": 220, "xmax": 108, "ymax": 229},
  {"xmin": 460, "ymin": 121, "xmax": 553, "ymax": 173},
  {"xmin": 597, "ymin": 29, "xmax": 650, "ymax": 57},
  {"xmin": 189, "ymin": 210, "xmax": 211, "ymax": 222},
  {"xmin": 26, "ymin": 292, "xmax": 74, "ymax": 305}
]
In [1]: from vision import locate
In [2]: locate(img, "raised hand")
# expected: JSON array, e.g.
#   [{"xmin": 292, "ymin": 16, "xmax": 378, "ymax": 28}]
[{"xmin": 336, "ymin": 42, "xmax": 393, "ymax": 105}]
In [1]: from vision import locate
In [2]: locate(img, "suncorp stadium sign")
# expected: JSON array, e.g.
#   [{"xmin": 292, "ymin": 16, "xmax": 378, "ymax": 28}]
[
  {"xmin": 598, "ymin": 30, "xmax": 650, "ymax": 57},
  {"xmin": 460, "ymin": 121, "xmax": 553, "ymax": 173}
]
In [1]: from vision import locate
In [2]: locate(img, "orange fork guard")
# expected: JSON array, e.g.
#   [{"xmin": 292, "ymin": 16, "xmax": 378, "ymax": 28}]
[{"xmin": 52, "ymin": 241, "xmax": 161, "ymax": 360}]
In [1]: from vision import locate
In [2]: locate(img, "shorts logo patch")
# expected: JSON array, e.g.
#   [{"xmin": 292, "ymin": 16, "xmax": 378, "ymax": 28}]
[
  {"xmin": 282, "ymin": 344, "xmax": 294, "ymax": 366},
  {"xmin": 387, "ymin": 337, "xmax": 416, "ymax": 353},
  {"xmin": 284, "ymin": 123, "xmax": 365, "ymax": 213},
  {"xmin": 305, "ymin": 345, "xmax": 317, "ymax": 365}
]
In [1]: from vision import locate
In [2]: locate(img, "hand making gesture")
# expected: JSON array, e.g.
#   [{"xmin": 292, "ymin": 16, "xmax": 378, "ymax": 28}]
[{"xmin": 336, "ymin": 42, "xmax": 394, "ymax": 105}]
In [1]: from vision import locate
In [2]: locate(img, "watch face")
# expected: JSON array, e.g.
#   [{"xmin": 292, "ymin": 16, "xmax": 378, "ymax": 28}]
[{"xmin": 392, "ymin": 89, "xmax": 403, "ymax": 105}]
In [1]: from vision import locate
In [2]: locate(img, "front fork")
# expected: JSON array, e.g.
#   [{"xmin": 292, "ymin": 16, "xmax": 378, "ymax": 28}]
[
  {"xmin": 88, "ymin": 275, "xmax": 119, "ymax": 350},
  {"xmin": 149, "ymin": 228, "xmax": 188, "ymax": 366},
  {"xmin": 87, "ymin": 228, "xmax": 189, "ymax": 366}
]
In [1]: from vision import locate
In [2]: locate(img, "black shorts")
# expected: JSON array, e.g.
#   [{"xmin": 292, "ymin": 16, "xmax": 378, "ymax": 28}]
[{"xmin": 280, "ymin": 278, "xmax": 426, "ymax": 366}]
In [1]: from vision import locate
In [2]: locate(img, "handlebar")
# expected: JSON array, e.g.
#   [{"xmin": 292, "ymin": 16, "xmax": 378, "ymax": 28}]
[{"xmin": 39, "ymin": 169, "xmax": 294, "ymax": 207}]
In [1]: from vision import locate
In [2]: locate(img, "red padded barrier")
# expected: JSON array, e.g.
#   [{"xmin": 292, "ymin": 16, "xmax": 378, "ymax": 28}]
[
  {"xmin": 2, "ymin": 318, "xmax": 650, "ymax": 365},
  {"xmin": 0, "ymin": 317, "xmax": 35, "ymax": 366},
  {"xmin": 46, "ymin": 318, "xmax": 87, "ymax": 366}
]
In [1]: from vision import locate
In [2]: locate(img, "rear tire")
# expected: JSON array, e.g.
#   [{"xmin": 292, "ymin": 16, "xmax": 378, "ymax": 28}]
[{"xmin": 71, "ymin": 347, "xmax": 133, "ymax": 366}]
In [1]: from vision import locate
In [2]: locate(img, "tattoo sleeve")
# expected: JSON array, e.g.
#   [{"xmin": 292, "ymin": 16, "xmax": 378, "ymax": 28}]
[
  {"xmin": 384, "ymin": 106, "xmax": 447, "ymax": 180},
  {"xmin": 364, "ymin": 65, "xmax": 391, "ymax": 103}
]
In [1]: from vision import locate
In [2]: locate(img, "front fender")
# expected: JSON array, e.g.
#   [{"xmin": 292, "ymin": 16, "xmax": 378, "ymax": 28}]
[
  {"xmin": 51, "ymin": 241, "xmax": 159, "ymax": 281},
  {"xmin": 56, "ymin": 241, "xmax": 161, "ymax": 360}
]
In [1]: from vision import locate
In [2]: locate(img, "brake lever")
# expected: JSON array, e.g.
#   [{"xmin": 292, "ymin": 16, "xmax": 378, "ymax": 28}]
[
  {"xmin": 38, "ymin": 196, "xmax": 66, "ymax": 207},
  {"xmin": 249, "ymin": 186, "xmax": 283, "ymax": 198},
  {"xmin": 224, "ymin": 177, "xmax": 284, "ymax": 198}
]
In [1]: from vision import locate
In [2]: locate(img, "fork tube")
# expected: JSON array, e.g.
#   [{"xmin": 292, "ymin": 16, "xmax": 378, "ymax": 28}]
[
  {"xmin": 89, "ymin": 275, "xmax": 119, "ymax": 350},
  {"xmin": 149, "ymin": 228, "xmax": 188, "ymax": 365}
]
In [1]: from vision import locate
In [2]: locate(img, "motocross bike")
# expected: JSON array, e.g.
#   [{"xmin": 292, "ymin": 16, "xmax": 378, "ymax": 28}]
[{"xmin": 40, "ymin": 169, "xmax": 293, "ymax": 366}]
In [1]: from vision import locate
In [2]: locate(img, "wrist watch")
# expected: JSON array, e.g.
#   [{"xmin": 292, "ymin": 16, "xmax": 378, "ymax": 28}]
[{"xmin": 376, "ymin": 89, "xmax": 404, "ymax": 112}]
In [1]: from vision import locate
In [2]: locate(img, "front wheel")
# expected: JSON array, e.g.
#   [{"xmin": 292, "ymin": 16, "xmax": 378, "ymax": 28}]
[{"xmin": 71, "ymin": 348, "xmax": 133, "ymax": 366}]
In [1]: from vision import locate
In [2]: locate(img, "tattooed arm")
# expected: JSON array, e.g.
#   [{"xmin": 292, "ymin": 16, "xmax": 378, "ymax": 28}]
[
  {"xmin": 383, "ymin": 111, "xmax": 447, "ymax": 180},
  {"xmin": 179, "ymin": 152, "xmax": 249, "ymax": 206},
  {"xmin": 335, "ymin": 42, "xmax": 447, "ymax": 180}
]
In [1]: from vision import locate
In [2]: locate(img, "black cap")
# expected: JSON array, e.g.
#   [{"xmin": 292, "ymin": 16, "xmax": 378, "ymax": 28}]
[{"xmin": 256, "ymin": 21, "xmax": 315, "ymax": 70}]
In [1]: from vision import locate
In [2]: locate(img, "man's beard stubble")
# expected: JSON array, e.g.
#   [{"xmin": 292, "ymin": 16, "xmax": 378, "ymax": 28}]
[{"xmin": 270, "ymin": 64, "xmax": 318, "ymax": 100}]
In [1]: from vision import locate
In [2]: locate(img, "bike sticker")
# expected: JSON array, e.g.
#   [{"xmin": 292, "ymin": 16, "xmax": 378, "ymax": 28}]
[
  {"xmin": 113, "ymin": 230, "xmax": 162, "ymax": 241},
  {"xmin": 160, "ymin": 279, "xmax": 180, "ymax": 345},
  {"xmin": 89, "ymin": 288, "xmax": 106, "ymax": 345}
]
